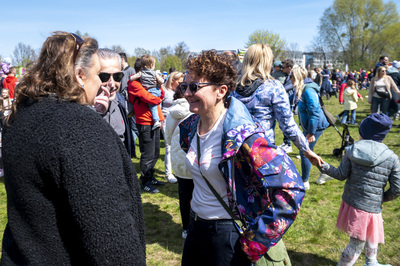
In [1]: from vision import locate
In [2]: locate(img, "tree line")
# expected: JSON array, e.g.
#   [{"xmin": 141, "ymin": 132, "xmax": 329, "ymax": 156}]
[{"xmin": 6, "ymin": 0, "xmax": 400, "ymax": 71}]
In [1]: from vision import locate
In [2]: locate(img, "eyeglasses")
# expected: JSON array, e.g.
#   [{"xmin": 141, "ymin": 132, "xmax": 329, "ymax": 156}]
[
  {"xmin": 179, "ymin": 82, "xmax": 220, "ymax": 94},
  {"xmin": 70, "ymin": 33, "xmax": 85, "ymax": 64},
  {"xmin": 98, "ymin": 72, "xmax": 124, "ymax": 83}
]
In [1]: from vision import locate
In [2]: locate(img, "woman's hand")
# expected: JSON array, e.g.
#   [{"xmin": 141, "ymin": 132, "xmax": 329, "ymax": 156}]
[
  {"xmin": 306, "ymin": 133, "xmax": 315, "ymax": 143},
  {"xmin": 304, "ymin": 149, "xmax": 324, "ymax": 167},
  {"xmin": 94, "ymin": 86, "xmax": 111, "ymax": 114}
]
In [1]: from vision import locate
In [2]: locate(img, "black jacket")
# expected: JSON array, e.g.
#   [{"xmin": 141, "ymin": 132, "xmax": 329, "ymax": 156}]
[{"xmin": 1, "ymin": 97, "xmax": 146, "ymax": 265}]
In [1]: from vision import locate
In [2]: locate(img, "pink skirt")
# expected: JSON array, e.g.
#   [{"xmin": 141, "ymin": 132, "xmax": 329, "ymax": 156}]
[{"xmin": 336, "ymin": 201, "xmax": 384, "ymax": 244}]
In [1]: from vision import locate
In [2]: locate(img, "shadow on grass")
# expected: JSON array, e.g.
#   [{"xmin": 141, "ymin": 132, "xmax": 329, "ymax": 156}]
[
  {"xmin": 0, "ymin": 176, "xmax": 3, "ymax": 184},
  {"xmin": 142, "ymin": 202, "xmax": 184, "ymax": 254},
  {"xmin": 288, "ymin": 250, "xmax": 337, "ymax": 265}
]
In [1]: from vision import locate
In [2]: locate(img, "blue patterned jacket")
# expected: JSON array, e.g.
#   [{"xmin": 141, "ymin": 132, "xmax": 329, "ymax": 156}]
[
  {"xmin": 179, "ymin": 97, "xmax": 305, "ymax": 261},
  {"xmin": 232, "ymin": 78, "xmax": 309, "ymax": 152}
]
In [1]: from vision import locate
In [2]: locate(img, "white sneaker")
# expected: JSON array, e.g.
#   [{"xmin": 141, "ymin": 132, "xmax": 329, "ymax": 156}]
[
  {"xmin": 303, "ymin": 181, "xmax": 310, "ymax": 190},
  {"xmin": 182, "ymin": 230, "xmax": 188, "ymax": 239},
  {"xmin": 152, "ymin": 121, "xmax": 161, "ymax": 130},
  {"xmin": 279, "ymin": 143, "xmax": 293, "ymax": 153},
  {"xmin": 165, "ymin": 174, "xmax": 177, "ymax": 184},
  {"xmin": 296, "ymin": 155, "xmax": 301, "ymax": 159},
  {"xmin": 316, "ymin": 173, "xmax": 333, "ymax": 184}
]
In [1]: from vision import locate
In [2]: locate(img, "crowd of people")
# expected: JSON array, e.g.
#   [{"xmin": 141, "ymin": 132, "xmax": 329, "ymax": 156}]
[{"xmin": 0, "ymin": 32, "xmax": 399, "ymax": 266}]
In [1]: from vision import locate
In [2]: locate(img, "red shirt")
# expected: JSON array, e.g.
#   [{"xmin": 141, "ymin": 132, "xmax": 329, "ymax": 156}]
[
  {"xmin": 3, "ymin": 76, "xmax": 18, "ymax": 98},
  {"xmin": 128, "ymin": 80, "xmax": 165, "ymax": 125}
]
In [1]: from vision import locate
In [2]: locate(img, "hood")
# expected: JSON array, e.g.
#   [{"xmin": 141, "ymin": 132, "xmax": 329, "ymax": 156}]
[
  {"xmin": 344, "ymin": 87, "xmax": 355, "ymax": 96},
  {"xmin": 5, "ymin": 76, "xmax": 17, "ymax": 83},
  {"xmin": 221, "ymin": 97, "xmax": 265, "ymax": 160},
  {"xmin": 346, "ymin": 140, "xmax": 394, "ymax": 167},
  {"xmin": 235, "ymin": 79, "xmax": 265, "ymax": 97},
  {"xmin": 387, "ymin": 66, "xmax": 399, "ymax": 74},
  {"xmin": 169, "ymin": 98, "xmax": 191, "ymax": 120},
  {"xmin": 304, "ymin": 82, "xmax": 320, "ymax": 93}
]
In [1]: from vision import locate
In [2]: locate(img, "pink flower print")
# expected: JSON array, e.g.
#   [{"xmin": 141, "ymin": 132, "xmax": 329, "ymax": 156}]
[{"xmin": 238, "ymin": 204, "xmax": 246, "ymax": 215}]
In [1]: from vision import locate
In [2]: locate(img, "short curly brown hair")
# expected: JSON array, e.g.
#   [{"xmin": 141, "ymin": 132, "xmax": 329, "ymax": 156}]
[{"xmin": 186, "ymin": 50, "xmax": 237, "ymax": 100}]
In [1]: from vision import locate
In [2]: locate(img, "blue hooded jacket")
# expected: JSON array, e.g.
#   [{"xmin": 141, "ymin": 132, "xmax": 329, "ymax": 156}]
[{"xmin": 298, "ymin": 82, "xmax": 329, "ymax": 135}]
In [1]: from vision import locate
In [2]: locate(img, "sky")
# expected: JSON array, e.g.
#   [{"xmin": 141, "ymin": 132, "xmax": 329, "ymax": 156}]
[{"xmin": 1, "ymin": 0, "xmax": 399, "ymax": 63}]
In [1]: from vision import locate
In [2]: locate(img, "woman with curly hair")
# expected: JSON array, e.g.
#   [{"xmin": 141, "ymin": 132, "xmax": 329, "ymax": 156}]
[
  {"xmin": 1, "ymin": 32, "xmax": 145, "ymax": 265},
  {"xmin": 179, "ymin": 50, "xmax": 304, "ymax": 265}
]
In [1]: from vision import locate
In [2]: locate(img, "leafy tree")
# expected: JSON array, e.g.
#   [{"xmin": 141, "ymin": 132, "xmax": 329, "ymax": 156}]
[
  {"xmin": 316, "ymin": 0, "xmax": 400, "ymax": 69},
  {"xmin": 134, "ymin": 48, "xmax": 151, "ymax": 58},
  {"xmin": 12, "ymin": 43, "xmax": 37, "ymax": 67},
  {"xmin": 174, "ymin": 42, "xmax": 190, "ymax": 68},
  {"xmin": 163, "ymin": 55, "xmax": 182, "ymax": 72},
  {"xmin": 245, "ymin": 29, "xmax": 287, "ymax": 59},
  {"xmin": 109, "ymin": 45, "xmax": 126, "ymax": 54}
]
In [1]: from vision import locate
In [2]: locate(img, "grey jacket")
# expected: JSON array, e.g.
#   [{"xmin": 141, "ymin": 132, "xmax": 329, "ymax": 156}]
[
  {"xmin": 320, "ymin": 140, "xmax": 400, "ymax": 213},
  {"xmin": 140, "ymin": 69, "xmax": 157, "ymax": 89}
]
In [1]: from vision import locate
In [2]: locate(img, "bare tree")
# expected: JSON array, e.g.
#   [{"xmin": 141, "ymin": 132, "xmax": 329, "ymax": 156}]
[{"xmin": 12, "ymin": 43, "xmax": 37, "ymax": 67}]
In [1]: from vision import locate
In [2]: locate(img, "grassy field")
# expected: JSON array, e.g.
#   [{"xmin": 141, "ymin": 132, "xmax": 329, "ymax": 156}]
[{"xmin": 0, "ymin": 89, "xmax": 399, "ymax": 265}]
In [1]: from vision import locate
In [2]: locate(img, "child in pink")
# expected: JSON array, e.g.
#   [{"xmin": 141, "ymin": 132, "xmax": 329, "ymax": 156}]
[{"xmin": 319, "ymin": 113, "xmax": 399, "ymax": 266}]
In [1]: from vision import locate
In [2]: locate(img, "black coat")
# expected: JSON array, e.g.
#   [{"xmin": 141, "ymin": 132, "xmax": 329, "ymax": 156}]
[{"xmin": 1, "ymin": 97, "xmax": 146, "ymax": 265}]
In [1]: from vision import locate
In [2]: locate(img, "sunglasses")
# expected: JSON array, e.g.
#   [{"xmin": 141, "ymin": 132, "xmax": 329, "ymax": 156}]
[
  {"xmin": 98, "ymin": 72, "xmax": 124, "ymax": 83},
  {"xmin": 70, "ymin": 33, "xmax": 85, "ymax": 64},
  {"xmin": 180, "ymin": 82, "xmax": 220, "ymax": 94}
]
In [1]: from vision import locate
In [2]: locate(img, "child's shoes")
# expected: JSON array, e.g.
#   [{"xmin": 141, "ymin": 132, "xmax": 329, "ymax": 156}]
[{"xmin": 152, "ymin": 121, "xmax": 161, "ymax": 130}]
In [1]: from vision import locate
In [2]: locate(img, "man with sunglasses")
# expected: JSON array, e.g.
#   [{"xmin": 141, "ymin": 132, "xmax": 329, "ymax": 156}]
[{"xmin": 95, "ymin": 48, "xmax": 134, "ymax": 158}]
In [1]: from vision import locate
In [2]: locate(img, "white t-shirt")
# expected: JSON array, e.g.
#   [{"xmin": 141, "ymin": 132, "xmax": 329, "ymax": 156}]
[
  {"xmin": 185, "ymin": 109, "xmax": 230, "ymax": 220},
  {"xmin": 374, "ymin": 78, "xmax": 386, "ymax": 98}
]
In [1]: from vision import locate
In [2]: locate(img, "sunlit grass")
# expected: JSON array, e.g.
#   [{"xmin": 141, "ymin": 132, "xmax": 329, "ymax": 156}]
[{"xmin": 1, "ymin": 89, "xmax": 399, "ymax": 265}]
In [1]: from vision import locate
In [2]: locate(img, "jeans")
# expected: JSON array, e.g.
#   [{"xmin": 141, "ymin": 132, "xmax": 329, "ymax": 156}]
[
  {"xmin": 299, "ymin": 130, "xmax": 324, "ymax": 182},
  {"xmin": 341, "ymin": 109, "xmax": 356, "ymax": 124},
  {"xmin": 177, "ymin": 177, "xmax": 194, "ymax": 231},
  {"xmin": 137, "ymin": 124, "xmax": 160, "ymax": 186},
  {"xmin": 371, "ymin": 96, "xmax": 390, "ymax": 115},
  {"xmin": 182, "ymin": 211, "xmax": 251, "ymax": 266},
  {"xmin": 147, "ymin": 88, "xmax": 161, "ymax": 122}
]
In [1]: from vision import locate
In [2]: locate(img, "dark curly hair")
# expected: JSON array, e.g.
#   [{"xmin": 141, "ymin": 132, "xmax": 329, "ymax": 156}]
[{"xmin": 186, "ymin": 50, "xmax": 237, "ymax": 100}]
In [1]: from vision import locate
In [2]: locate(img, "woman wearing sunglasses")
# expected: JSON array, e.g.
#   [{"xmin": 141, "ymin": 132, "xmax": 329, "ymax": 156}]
[
  {"xmin": 232, "ymin": 43, "xmax": 323, "ymax": 189},
  {"xmin": 180, "ymin": 50, "xmax": 304, "ymax": 265},
  {"xmin": 1, "ymin": 32, "xmax": 145, "ymax": 265},
  {"xmin": 369, "ymin": 66, "xmax": 400, "ymax": 115}
]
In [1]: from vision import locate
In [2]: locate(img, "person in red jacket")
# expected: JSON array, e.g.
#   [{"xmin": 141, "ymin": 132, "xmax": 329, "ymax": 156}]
[
  {"xmin": 2, "ymin": 67, "xmax": 18, "ymax": 98},
  {"xmin": 128, "ymin": 58, "xmax": 165, "ymax": 194}
]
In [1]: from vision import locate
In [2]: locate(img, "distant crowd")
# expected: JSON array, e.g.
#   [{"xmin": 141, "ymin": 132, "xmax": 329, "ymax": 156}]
[{"xmin": 0, "ymin": 33, "xmax": 399, "ymax": 266}]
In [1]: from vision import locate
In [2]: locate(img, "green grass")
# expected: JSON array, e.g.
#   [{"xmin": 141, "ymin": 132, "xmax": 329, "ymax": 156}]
[{"xmin": 1, "ymin": 89, "xmax": 399, "ymax": 265}]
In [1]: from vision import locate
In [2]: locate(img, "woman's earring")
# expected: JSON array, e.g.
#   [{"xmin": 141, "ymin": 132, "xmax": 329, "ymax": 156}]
[{"xmin": 82, "ymin": 84, "xmax": 84, "ymax": 88}]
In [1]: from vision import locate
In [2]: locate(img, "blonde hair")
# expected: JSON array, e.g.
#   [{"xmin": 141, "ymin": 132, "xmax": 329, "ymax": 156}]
[
  {"xmin": 2, "ymin": 89, "xmax": 12, "ymax": 111},
  {"xmin": 376, "ymin": 66, "xmax": 387, "ymax": 79},
  {"xmin": 238, "ymin": 43, "xmax": 273, "ymax": 86},
  {"xmin": 346, "ymin": 79, "xmax": 356, "ymax": 90},
  {"xmin": 291, "ymin": 65, "xmax": 308, "ymax": 99},
  {"xmin": 165, "ymin": 71, "xmax": 184, "ymax": 90}
]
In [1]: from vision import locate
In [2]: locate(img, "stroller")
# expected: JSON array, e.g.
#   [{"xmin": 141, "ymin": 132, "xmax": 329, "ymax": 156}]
[{"xmin": 332, "ymin": 123, "xmax": 354, "ymax": 157}]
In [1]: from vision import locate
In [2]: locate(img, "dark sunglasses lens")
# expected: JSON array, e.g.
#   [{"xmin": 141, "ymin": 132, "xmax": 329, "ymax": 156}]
[
  {"xmin": 180, "ymin": 83, "xmax": 188, "ymax": 93},
  {"xmin": 189, "ymin": 83, "xmax": 198, "ymax": 93},
  {"xmin": 113, "ymin": 72, "xmax": 124, "ymax": 82},
  {"xmin": 99, "ymin": 73, "xmax": 111, "ymax": 83}
]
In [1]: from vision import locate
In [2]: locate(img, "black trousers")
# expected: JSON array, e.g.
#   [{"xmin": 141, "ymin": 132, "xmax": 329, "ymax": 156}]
[
  {"xmin": 137, "ymin": 124, "xmax": 160, "ymax": 186},
  {"xmin": 177, "ymin": 177, "xmax": 194, "ymax": 231}
]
